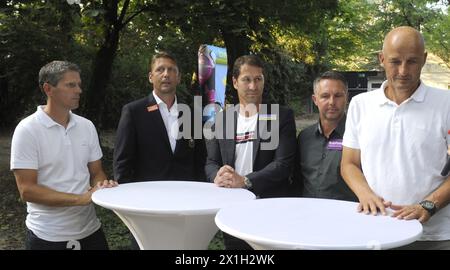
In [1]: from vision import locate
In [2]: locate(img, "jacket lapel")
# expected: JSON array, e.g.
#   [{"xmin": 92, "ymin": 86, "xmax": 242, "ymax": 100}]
[
  {"xmin": 218, "ymin": 107, "xmax": 237, "ymax": 165},
  {"xmin": 253, "ymin": 105, "xmax": 272, "ymax": 164},
  {"xmin": 252, "ymin": 124, "xmax": 261, "ymax": 165},
  {"xmin": 174, "ymin": 110, "xmax": 192, "ymax": 156},
  {"xmin": 229, "ymin": 108, "xmax": 238, "ymax": 165}
]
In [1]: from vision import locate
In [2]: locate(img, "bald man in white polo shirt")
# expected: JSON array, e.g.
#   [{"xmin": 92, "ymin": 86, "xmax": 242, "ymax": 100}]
[
  {"xmin": 10, "ymin": 61, "xmax": 118, "ymax": 250},
  {"xmin": 341, "ymin": 26, "xmax": 450, "ymax": 250}
]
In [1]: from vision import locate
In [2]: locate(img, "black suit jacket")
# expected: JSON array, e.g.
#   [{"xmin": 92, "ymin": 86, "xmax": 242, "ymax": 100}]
[
  {"xmin": 205, "ymin": 105, "xmax": 297, "ymax": 198},
  {"xmin": 113, "ymin": 95, "xmax": 206, "ymax": 183}
]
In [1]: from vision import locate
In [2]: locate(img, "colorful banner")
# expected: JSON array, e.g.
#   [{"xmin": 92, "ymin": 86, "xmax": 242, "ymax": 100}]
[{"xmin": 198, "ymin": 44, "xmax": 227, "ymax": 122}]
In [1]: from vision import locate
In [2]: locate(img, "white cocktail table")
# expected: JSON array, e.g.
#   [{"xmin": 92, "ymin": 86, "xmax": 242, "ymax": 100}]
[
  {"xmin": 215, "ymin": 197, "xmax": 422, "ymax": 250},
  {"xmin": 93, "ymin": 181, "xmax": 255, "ymax": 249}
]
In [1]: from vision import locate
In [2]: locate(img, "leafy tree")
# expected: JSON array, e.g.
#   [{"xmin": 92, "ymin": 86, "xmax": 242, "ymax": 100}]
[
  {"xmin": 372, "ymin": 0, "xmax": 449, "ymax": 68},
  {"xmin": 0, "ymin": 0, "xmax": 80, "ymax": 128},
  {"xmin": 324, "ymin": 0, "xmax": 450, "ymax": 70},
  {"xmin": 148, "ymin": 0, "xmax": 338, "ymax": 104},
  {"xmin": 80, "ymin": 0, "xmax": 150, "ymax": 127},
  {"xmin": 3, "ymin": 0, "xmax": 447, "ymax": 131},
  {"xmin": 423, "ymin": 4, "xmax": 450, "ymax": 66}
]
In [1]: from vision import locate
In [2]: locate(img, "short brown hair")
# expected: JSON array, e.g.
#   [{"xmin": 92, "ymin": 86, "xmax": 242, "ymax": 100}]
[
  {"xmin": 148, "ymin": 51, "xmax": 179, "ymax": 72},
  {"xmin": 232, "ymin": 55, "xmax": 265, "ymax": 79}
]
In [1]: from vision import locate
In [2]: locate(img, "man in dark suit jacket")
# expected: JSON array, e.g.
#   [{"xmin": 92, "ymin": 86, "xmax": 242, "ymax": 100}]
[
  {"xmin": 114, "ymin": 51, "xmax": 206, "ymax": 184},
  {"xmin": 205, "ymin": 55, "xmax": 297, "ymax": 249}
]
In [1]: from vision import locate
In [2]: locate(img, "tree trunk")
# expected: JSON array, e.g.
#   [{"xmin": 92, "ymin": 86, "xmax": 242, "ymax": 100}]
[
  {"xmin": 221, "ymin": 29, "xmax": 251, "ymax": 104},
  {"xmin": 84, "ymin": 30, "xmax": 120, "ymax": 128},
  {"xmin": 83, "ymin": 0, "xmax": 122, "ymax": 128}
]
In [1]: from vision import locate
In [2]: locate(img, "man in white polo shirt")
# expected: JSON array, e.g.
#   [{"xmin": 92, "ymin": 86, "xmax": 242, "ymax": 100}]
[
  {"xmin": 341, "ymin": 26, "xmax": 450, "ymax": 249},
  {"xmin": 10, "ymin": 61, "xmax": 118, "ymax": 250}
]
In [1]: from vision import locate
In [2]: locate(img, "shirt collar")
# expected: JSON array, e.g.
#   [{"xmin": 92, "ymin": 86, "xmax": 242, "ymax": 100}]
[
  {"xmin": 376, "ymin": 80, "xmax": 426, "ymax": 106},
  {"xmin": 36, "ymin": 105, "xmax": 76, "ymax": 129},
  {"xmin": 152, "ymin": 91, "xmax": 178, "ymax": 116},
  {"xmin": 335, "ymin": 114, "xmax": 346, "ymax": 136},
  {"xmin": 316, "ymin": 121, "xmax": 322, "ymax": 135},
  {"xmin": 375, "ymin": 81, "xmax": 391, "ymax": 106},
  {"xmin": 409, "ymin": 81, "xmax": 426, "ymax": 102},
  {"xmin": 316, "ymin": 114, "xmax": 346, "ymax": 138}
]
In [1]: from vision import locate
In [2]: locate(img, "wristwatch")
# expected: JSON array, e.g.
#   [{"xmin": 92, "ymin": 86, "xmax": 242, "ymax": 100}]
[
  {"xmin": 243, "ymin": 176, "xmax": 253, "ymax": 189},
  {"xmin": 419, "ymin": 200, "xmax": 437, "ymax": 216}
]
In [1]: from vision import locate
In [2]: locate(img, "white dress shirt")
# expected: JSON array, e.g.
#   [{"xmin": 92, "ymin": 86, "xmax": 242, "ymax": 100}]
[{"xmin": 153, "ymin": 91, "xmax": 179, "ymax": 153}]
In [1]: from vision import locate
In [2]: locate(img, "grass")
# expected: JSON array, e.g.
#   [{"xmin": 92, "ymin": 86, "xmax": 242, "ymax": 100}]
[{"xmin": 0, "ymin": 168, "xmax": 26, "ymax": 250}]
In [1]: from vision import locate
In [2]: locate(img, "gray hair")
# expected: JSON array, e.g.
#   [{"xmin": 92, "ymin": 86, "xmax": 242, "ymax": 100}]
[
  {"xmin": 38, "ymin": 61, "xmax": 80, "ymax": 91},
  {"xmin": 313, "ymin": 71, "xmax": 348, "ymax": 95}
]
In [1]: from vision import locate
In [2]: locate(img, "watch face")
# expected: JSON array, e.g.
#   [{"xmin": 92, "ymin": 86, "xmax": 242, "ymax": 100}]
[
  {"xmin": 422, "ymin": 201, "xmax": 434, "ymax": 209},
  {"xmin": 420, "ymin": 200, "xmax": 436, "ymax": 216},
  {"xmin": 244, "ymin": 177, "xmax": 252, "ymax": 189}
]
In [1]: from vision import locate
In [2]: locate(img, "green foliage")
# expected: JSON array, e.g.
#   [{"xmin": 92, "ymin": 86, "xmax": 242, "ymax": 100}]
[
  {"xmin": 1, "ymin": 0, "xmax": 449, "ymax": 127},
  {"xmin": 260, "ymin": 50, "xmax": 310, "ymax": 106},
  {"xmin": 0, "ymin": 1, "xmax": 81, "ymax": 127},
  {"xmin": 324, "ymin": 0, "xmax": 450, "ymax": 70},
  {"xmin": 289, "ymin": 96, "xmax": 313, "ymax": 118},
  {"xmin": 97, "ymin": 50, "xmax": 151, "ymax": 129},
  {"xmin": 325, "ymin": 0, "xmax": 382, "ymax": 70},
  {"xmin": 142, "ymin": 0, "xmax": 338, "ymax": 105},
  {"xmin": 423, "ymin": 4, "xmax": 450, "ymax": 66},
  {"xmin": 208, "ymin": 232, "xmax": 225, "ymax": 250},
  {"xmin": 376, "ymin": 0, "xmax": 450, "ymax": 67}
]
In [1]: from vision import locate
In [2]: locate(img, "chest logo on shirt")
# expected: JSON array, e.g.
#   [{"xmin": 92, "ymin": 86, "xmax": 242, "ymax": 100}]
[
  {"xmin": 327, "ymin": 139, "xmax": 343, "ymax": 151},
  {"xmin": 235, "ymin": 131, "xmax": 256, "ymax": 144},
  {"xmin": 259, "ymin": 114, "xmax": 277, "ymax": 121}
]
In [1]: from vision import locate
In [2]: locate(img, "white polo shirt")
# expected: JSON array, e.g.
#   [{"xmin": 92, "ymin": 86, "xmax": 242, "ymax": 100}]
[
  {"xmin": 343, "ymin": 81, "xmax": 450, "ymax": 240},
  {"xmin": 10, "ymin": 106, "xmax": 103, "ymax": 242}
]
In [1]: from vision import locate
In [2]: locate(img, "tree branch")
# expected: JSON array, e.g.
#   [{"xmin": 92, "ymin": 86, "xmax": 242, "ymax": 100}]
[
  {"xmin": 121, "ymin": 5, "xmax": 149, "ymax": 27},
  {"xmin": 117, "ymin": 0, "xmax": 130, "ymax": 28}
]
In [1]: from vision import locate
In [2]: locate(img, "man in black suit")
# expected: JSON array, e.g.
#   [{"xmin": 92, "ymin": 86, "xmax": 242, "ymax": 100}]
[
  {"xmin": 205, "ymin": 55, "xmax": 297, "ymax": 249},
  {"xmin": 113, "ymin": 51, "xmax": 206, "ymax": 184}
]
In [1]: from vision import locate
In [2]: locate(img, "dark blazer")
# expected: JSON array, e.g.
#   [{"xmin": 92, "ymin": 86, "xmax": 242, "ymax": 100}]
[
  {"xmin": 205, "ymin": 105, "xmax": 297, "ymax": 198},
  {"xmin": 113, "ymin": 95, "xmax": 206, "ymax": 183}
]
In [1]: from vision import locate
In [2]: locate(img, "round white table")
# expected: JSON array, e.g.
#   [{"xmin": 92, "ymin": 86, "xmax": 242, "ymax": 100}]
[
  {"xmin": 92, "ymin": 181, "xmax": 255, "ymax": 250},
  {"xmin": 215, "ymin": 198, "xmax": 423, "ymax": 250}
]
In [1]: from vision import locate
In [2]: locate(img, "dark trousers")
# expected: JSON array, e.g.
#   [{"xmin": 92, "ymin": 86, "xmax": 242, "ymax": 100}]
[
  {"xmin": 25, "ymin": 227, "xmax": 109, "ymax": 250},
  {"xmin": 392, "ymin": 240, "xmax": 450, "ymax": 250},
  {"xmin": 222, "ymin": 232, "xmax": 253, "ymax": 250}
]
